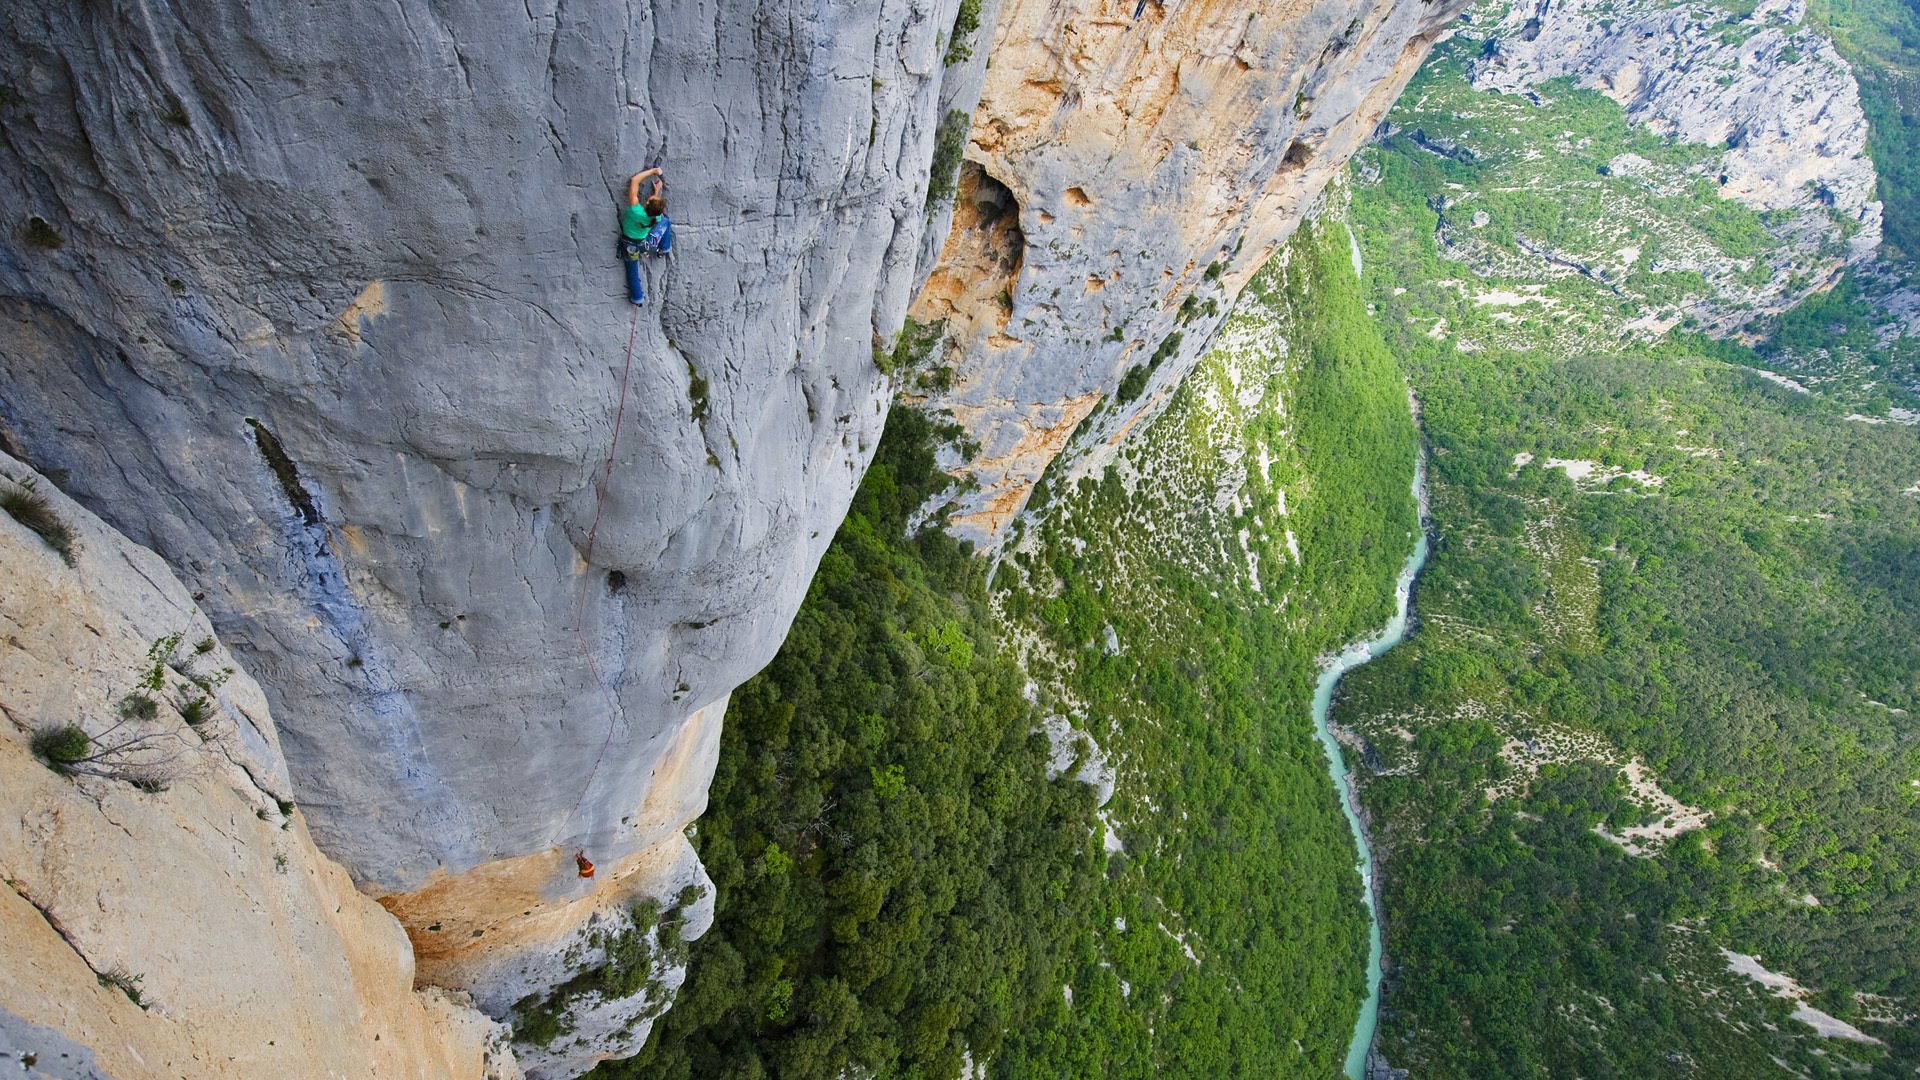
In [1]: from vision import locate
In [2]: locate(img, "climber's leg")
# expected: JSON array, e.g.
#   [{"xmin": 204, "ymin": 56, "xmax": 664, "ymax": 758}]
[{"xmin": 623, "ymin": 247, "xmax": 645, "ymax": 305}]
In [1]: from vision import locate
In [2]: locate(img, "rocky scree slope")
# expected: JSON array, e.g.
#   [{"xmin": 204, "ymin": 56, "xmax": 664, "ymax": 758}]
[
  {"xmin": 906, "ymin": 0, "xmax": 1471, "ymax": 545},
  {"xmin": 0, "ymin": 451, "xmax": 516, "ymax": 1080}
]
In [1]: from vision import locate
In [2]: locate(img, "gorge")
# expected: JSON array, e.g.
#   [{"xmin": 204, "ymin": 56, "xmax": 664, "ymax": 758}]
[{"xmin": 6, "ymin": 0, "xmax": 1919, "ymax": 1075}]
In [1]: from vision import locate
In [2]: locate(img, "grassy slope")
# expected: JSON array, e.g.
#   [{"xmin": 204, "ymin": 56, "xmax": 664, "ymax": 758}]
[
  {"xmin": 1341, "ymin": 31, "xmax": 1920, "ymax": 1079},
  {"xmin": 989, "ymin": 219, "xmax": 1419, "ymax": 1078},
  {"xmin": 1362, "ymin": 37, "xmax": 1920, "ymax": 412}
]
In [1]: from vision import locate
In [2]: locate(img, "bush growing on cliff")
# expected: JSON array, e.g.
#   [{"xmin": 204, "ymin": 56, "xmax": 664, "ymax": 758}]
[
  {"xmin": 944, "ymin": 0, "xmax": 983, "ymax": 65},
  {"xmin": 925, "ymin": 111, "xmax": 972, "ymax": 213},
  {"xmin": 31, "ymin": 725, "xmax": 91, "ymax": 772},
  {"xmin": 1, "ymin": 475, "xmax": 77, "ymax": 565}
]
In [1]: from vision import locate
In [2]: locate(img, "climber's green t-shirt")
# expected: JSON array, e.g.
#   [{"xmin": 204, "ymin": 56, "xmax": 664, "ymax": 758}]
[{"xmin": 621, "ymin": 203, "xmax": 658, "ymax": 240}]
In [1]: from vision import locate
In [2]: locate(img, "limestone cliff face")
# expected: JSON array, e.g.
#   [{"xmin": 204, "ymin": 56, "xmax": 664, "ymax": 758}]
[
  {"xmin": 0, "ymin": 451, "xmax": 515, "ymax": 1080},
  {"xmin": 0, "ymin": 0, "xmax": 1469, "ymax": 1070},
  {"xmin": 0, "ymin": 0, "xmax": 987, "ymax": 1061},
  {"xmin": 908, "ymin": 0, "xmax": 1471, "ymax": 544}
]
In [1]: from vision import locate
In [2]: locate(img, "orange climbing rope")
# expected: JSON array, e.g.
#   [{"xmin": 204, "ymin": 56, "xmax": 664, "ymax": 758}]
[{"xmin": 563, "ymin": 304, "xmax": 641, "ymax": 845}]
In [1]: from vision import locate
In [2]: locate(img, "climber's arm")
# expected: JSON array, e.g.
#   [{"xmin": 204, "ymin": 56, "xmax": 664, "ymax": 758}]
[{"xmin": 628, "ymin": 168, "xmax": 661, "ymax": 207}]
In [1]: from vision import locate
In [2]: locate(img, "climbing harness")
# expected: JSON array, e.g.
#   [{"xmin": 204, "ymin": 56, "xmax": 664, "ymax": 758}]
[{"xmin": 560, "ymin": 303, "xmax": 642, "ymax": 858}]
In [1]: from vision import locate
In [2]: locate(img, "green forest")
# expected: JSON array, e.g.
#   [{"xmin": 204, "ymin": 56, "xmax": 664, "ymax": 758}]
[
  {"xmin": 1336, "ymin": 18, "xmax": 1920, "ymax": 1078},
  {"xmin": 599, "ymin": 406, "xmax": 1104, "ymax": 1080},
  {"xmin": 985, "ymin": 221, "xmax": 1419, "ymax": 1078},
  {"xmin": 608, "ymin": 221, "xmax": 1423, "ymax": 1079}
]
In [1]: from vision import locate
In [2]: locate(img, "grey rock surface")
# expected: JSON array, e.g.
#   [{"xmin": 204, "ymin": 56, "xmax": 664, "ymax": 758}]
[
  {"xmin": 1470, "ymin": 0, "xmax": 1882, "ymax": 276},
  {"xmin": 0, "ymin": 0, "xmax": 984, "ymax": 897},
  {"xmin": 0, "ymin": 1007, "xmax": 117, "ymax": 1080},
  {"xmin": 907, "ymin": 0, "xmax": 1472, "ymax": 545}
]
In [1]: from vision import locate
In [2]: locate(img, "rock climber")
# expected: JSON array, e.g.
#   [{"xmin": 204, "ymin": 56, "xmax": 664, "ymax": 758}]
[
  {"xmin": 575, "ymin": 849, "xmax": 596, "ymax": 878},
  {"xmin": 618, "ymin": 166, "xmax": 673, "ymax": 304}
]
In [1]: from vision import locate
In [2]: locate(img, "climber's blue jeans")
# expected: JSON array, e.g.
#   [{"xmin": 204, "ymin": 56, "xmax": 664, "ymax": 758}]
[{"xmin": 623, "ymin": 250, "xmax": 644, "ymax": 304}]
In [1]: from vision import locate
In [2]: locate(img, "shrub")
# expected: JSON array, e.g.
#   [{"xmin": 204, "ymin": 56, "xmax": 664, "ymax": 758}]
[
  {"xmin": 118, "ymin": 693, "xmax": 159, "ymax": 721},
  {"xmin": 762, "ymin": 842, "xmax": 793, "ymax": 876},
  {"xmin": 178, "ymin": 696, "xmax": 213, "ymax": 726},
  {"xmin": 766, "ymin": 978, "xmax": 795, "ymax": 1021},
  {"xmin": 869, "ymin": 763, "xmax": 907, "ymax": 799},
  {"xmin": 1, "ymin": 476, "xmax": 78, "ymax": 565},
  {"xmin": 22, "ymin": 216, "xmax": 64, "ymax": 250},
  {"xmin": 944, "ymin": 0, "xmax": 982, "ymax": 65},
  {"xmin": 32, "ymin": 725, "xmax": 91, "ymax": 771},
  {"xmin": 925, "ymin": 110, "xmax": 972, "ymax": 212},
  {"xmin": 97, "ymin": 969, "xmax": 147, "ymax": 1010}
]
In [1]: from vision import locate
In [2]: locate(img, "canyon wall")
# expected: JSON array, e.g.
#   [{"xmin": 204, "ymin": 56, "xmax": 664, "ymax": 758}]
[
  {"xmin": 1467, "ymin": 0, "xmax": 1881, "ymax": 330},
  {"xmin": 0, "ymin": 451, "xmax": 515, "ymax": 1080},
  {"xmin": 1, "ymin": 0, "xmax": 1466, "ymax": 1072},
  {"xmin": 909, "ymin": 0, "xmax": 1472, "ymax": 545},
  {"xmin": 0, "ymin": 0, "xmax": 990, "ymax": 1063}
]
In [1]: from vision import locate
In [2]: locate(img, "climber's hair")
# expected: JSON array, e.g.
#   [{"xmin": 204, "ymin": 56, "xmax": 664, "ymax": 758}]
[{"xmin": 644, "ymin": 195, "xmax": 666, "ymax": 216}]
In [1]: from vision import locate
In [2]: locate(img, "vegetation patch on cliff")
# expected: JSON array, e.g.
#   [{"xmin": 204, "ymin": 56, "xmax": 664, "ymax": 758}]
[
  {"xmin": 983, "ymin": 220, "xmax": 1420, "ymax": 1077},
  {"xmin": 604, "ymin": 407, "xmax": 1104, "ymax": 1080}
]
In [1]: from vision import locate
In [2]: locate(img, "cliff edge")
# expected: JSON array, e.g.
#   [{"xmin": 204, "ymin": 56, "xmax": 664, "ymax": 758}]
[{"xmin": 0, "ymin": 451, "xmax": 516, "ymax": 1080}]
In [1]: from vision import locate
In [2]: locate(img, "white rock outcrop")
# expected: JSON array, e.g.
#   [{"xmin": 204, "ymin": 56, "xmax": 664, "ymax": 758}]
[
  {"xmin": 1470, "ymin": 0, "xmax": 1881, "ymax": 261},
  {"xmin": 0, "ymin": 451, "xmax": 516, "ymax": 1080}
]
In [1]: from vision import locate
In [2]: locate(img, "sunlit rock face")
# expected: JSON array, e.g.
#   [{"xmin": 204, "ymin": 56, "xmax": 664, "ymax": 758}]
[
  {"xmin": 907, "ymin": 0, "xmax": 1472, "ymax": 546},
  {"xmin": 0, "ymin": 0, "xmax": 986, "ymax": 893}
]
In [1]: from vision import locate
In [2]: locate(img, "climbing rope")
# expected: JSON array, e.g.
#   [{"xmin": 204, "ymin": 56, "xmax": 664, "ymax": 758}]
[{"xmin": 562, "ymin": 303, "xmax": 641, "ymax": 838}]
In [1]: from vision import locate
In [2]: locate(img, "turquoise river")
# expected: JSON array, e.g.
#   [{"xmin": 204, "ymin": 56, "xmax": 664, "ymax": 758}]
[{"xmin": 1313, "ymin": 455, "xmax": 1429, "ymax": 1079}]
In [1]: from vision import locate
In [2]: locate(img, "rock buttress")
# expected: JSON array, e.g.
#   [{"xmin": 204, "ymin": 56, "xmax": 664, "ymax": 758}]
[
  {"xmin": 0, "ymin": 451, "xmax": 517, "ymax": 1080},
  {"xmin": 0, "ymin": 0, "xmax": 994, "ymax": 1071},
  {"xmin": 907, "ymin": 0, "xmax": 1472, "ymax": 544}
]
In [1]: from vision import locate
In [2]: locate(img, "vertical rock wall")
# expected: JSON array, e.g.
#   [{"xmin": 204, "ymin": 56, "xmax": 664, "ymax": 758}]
[
  {"xmin": 0, "ymin": 451, "xmax": 516, "ymax": 1080},
  {"xmin": 0, "ymin": 0, "xmax": 980, "ymax": 893},
  {"xmin": 0, "ymin": 0, "xmax": 995, "ymax": 1067},
  {"xmin": 908, "ymin": 0, "xmax": 1471, "ymax": 544}
]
